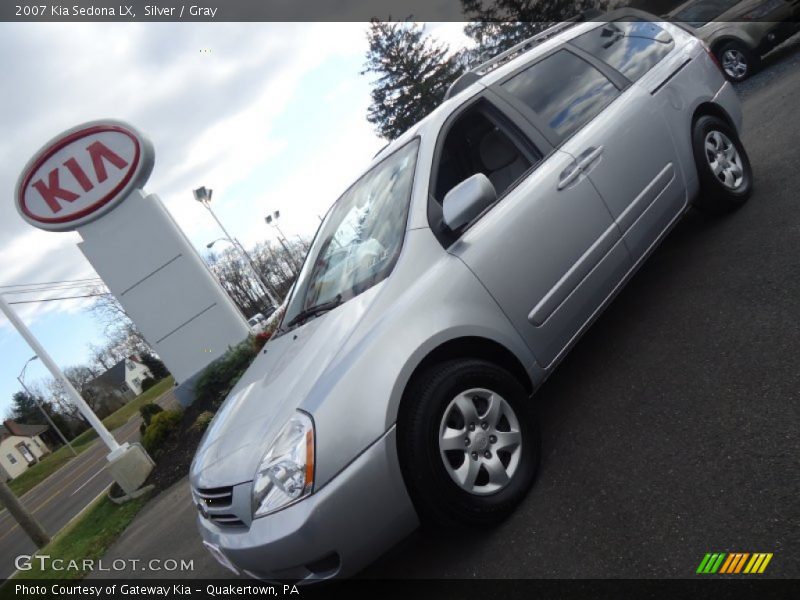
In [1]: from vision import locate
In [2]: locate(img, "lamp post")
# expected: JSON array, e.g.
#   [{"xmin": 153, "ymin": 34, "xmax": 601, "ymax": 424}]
[
  {"xmin": 194, "ymin": 187, "xmax": 278, "ymax": 307},
  {"xmin": 265, "ymin": 211, "xmax": 300, "ymax": 275},
  {"xmin": 18, "ymin": 356, "xmax": 76, "ymax": 456},
  {"xmin": 265, "ymin": 210, "xmax": 290, "ymax": 243}
]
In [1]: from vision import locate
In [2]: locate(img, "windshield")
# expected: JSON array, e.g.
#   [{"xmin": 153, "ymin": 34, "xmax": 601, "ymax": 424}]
[
  {"xmin": 280, "ymin": 139, "xmax": 420, "ymax": 330},
  {"xmin": 674, "ymin": 0, "xmax": 741, "ymax": 26}
]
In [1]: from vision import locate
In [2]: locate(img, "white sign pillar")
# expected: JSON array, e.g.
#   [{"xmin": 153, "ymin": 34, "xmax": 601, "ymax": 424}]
[
  {"xmin": 13, "ymin": 119, "xmax": 253, "ymax": 492},
  {"xmin": 0, "ymin": 293, "xmax": 120, "ymax": 453},
  {"xmin": 12, "ymin": 118, "xmax": 252, "ymax": 494},
  {"xmin": 15, "ymin": 119, "xmax": 250, "ymax": 402}
]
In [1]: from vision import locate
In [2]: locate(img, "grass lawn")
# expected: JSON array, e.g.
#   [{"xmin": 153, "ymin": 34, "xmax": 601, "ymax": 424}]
[
  {"xmin": 103, "ymin": 375, "xmax": 174, "ymax": 431},
  {"xmin": 9, "ymin": 492, "xmax": 151, "ymax": 580},
  {"xmin": 7, "ymin": 376, "xmax": 174, "ymax": 498}
]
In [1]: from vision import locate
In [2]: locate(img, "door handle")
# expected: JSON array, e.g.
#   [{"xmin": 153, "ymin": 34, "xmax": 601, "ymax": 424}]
[
  {"xmin": 557, "ymin": 161, "xmax": 581, "ymax": 190},
  {"xmin": 576, "ymin": 146, "xmax": 604, "ymax": 171}
]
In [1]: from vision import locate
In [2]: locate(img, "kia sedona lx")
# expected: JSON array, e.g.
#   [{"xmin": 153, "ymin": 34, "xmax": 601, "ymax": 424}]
[{"xmin": 190, "ymin": 11, "xmax": 753, "ymax": 581}]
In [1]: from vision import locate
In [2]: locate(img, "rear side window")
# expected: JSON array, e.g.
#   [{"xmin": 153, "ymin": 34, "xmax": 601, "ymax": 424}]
[
  {"xmin": 571, "ymin": 21, "xmax": 675, "ymax": 82},
  {"xmin": 501, "ymin": 50, "xmax": 619, "ymax": 140}
]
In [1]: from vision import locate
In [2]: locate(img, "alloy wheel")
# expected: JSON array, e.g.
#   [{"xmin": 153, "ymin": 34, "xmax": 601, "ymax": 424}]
[
  {"xmin": 722, "ymin": 49, "xmax": 748, "ymax": 80},
  {"xmin": 704, "ymin": 130, "xmax": 745, "ymax": 190}
]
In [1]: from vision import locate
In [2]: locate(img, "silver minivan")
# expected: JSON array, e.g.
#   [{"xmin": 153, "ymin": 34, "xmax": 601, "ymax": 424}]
[{"xmin": 190, "ymin": 11, "xmax": 753, "ymax": 581}]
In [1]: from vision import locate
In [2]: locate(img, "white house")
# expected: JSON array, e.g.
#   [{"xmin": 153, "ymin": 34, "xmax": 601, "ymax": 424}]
[
  {"xmin": 84, "ymin": 357, "xmax": 154, "ymax": 417},
  {"xmin": 0, "ymin": 420, "xmax": 50, "ymax": 482}
]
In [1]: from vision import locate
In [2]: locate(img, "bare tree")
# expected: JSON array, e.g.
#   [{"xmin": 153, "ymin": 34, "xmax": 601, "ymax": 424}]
[
  {"xmin": 205, "ymin": 237, "xmax": 307, "ymax": 316},
  {"xmin": 251, "ymin": 239, "xmax": 306, "ymax": 302},
  {"xmin": 206, "ymin": 247, "xmax": 271, "ymax": 317},
  {"xmin": 88, "ymin": 284, "xmax": 149, "ymax": 349}
]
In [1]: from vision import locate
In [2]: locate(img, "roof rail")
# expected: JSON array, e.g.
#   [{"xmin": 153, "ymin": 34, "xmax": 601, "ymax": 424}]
[{"xmin": 444, "ymin": 11, "xmax": 602, "ymax": 100}]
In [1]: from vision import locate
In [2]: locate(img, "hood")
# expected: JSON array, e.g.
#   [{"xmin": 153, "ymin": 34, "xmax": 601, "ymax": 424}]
[{"xmin": 190, "ymin": 284, "xmax": 382, "ymax": 489}]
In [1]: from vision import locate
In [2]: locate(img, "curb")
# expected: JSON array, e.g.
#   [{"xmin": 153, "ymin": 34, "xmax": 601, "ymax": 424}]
[
  {"xmin": 108, "ymin": 484, "xmax": 155, "ymax": 505},
  {"xmin": 52, "ymin": 483, "xmax": 113, "ymax": 537}
]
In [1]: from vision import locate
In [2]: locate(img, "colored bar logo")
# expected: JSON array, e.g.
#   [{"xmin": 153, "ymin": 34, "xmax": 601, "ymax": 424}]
[{"xmin": 697, "ymin": 553, "xmax": 773, "ymax": 574}]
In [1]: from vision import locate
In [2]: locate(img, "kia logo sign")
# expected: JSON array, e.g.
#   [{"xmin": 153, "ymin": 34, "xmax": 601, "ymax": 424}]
[{"xmin": 16, "ymin": 120, "xmax": 154, "ymax": 231}]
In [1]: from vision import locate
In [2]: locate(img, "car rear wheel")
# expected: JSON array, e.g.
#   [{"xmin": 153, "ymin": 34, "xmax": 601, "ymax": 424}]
[
  {"xmin": 691, "ymin": 115, "xmax": 753, "ymax": 214},
  {"xmin": 716, "ymin": 41, "xmax": 757, "ymax": 82},
  {"xmin": 398, "ymin": 358, "xmax": 540, "ymax": 527}
]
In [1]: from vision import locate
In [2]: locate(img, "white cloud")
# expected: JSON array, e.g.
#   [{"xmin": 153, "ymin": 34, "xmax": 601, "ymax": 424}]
[{"xmin": 0, "ymin": 22, "xmax": 375, "ymax": 324}]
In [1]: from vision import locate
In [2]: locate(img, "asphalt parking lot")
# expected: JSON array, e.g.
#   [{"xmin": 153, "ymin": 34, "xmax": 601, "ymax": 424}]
[{"xmin": 361, "ymin": 38, "xmax": 800, "ymax": 579}]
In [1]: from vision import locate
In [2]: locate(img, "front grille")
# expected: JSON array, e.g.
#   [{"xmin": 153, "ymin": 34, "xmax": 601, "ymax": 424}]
[
  {"xmin": 193, "ymin": 484, "xmax": 251, "ymax": 529},
  {"xmin": 195, "ymin": 486, "xmax": 233, "ymax": 508},
  {"xmin": 209, "ymin": 514, "xmax": 246, "ymax": 528}
]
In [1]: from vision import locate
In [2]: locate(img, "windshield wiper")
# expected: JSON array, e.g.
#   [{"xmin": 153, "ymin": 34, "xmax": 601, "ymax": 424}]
[{"xmin": 285, "ymin": 294, "xmax": 343, "ymax": 329}]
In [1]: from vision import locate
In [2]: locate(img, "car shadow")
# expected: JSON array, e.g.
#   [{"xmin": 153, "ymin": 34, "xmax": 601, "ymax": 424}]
[{"xmin": 361, "ymin": 206, "xmax": 731, "ymax": 578}]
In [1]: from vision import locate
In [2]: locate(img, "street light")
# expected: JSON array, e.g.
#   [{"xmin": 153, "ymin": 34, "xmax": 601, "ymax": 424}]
[
  {"xmin": 265, "ymin": 210, "xmax": 290, "ymax": 243},
  {"xmin": 194, "ymin": 186, "xmax": 278, "ymax": 307},
  {"xmin": 17, "ymin": 356, "xmax": 77, "ymax": 456},
  {"xmin": 265, "ymin": 210, "xmax": 300, "ymax": 275},
  {"xmin": 206, "ymin": 238, "xmax": 228, "ymax": 249}
]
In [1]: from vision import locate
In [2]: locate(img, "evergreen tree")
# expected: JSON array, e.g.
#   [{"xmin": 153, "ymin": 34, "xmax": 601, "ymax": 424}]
[
  {"xmin": 10, "ymin": 390, "xmax": 43, "ymax": 424},
  {"xmin": 462, "ymin": 0, "xmax": 607, "ymax": 65},
  {"xmin": 9, "ymin": 389, "xmax": 77, "ymax": 440},
  {"xmin": 362, "ymin": 20, "xmax": 464, "ymax": 141},
  {"xmin": 139, "ymin": 352, "xmax": 170, "ymax": 380}
]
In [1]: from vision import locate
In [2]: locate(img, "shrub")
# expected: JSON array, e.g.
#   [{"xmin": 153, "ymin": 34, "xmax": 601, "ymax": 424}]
[
  {"xmin": 139, "ymin": 403, "xmax": 163, "ymax": 425},
  {"xmin": 194, "ymin": 339, "xmax": 258, "ymax": 408},
  {"xmin": 190, "ymin": 411, "xmax": 215, "ymax": 432},
  {"xmin": 253, "ymin": 331, "xmax": 271, "ymax": 352},
  {"xmin": 141, "ymin": 409, "xmax": 182, "ymax": 456},
  {"xmin": 139, "ymin": 403, "xmax": 164, "ymax": 435},
  {"xmin": 140, "ymin": 377, "xmax": 158, "ymax": 392}
]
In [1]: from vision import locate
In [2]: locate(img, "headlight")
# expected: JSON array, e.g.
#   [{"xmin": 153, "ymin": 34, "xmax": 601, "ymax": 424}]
[{"xmin": 252, "ymin": 411, "xmax": 315, "ymax": 518}]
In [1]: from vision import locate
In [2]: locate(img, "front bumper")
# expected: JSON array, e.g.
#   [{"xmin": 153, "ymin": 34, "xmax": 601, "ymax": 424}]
[{"xmin": 195, "ymin": 426, "xmax": 419, "ymax": 581}]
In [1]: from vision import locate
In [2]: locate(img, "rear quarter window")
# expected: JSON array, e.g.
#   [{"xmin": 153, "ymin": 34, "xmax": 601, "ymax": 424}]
[{"xmin": 571, "ymin": 21, "xmax": 675, "ymax": 82}]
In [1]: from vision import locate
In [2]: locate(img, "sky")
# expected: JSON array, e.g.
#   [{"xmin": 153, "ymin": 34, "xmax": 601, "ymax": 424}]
[{"xmin": 0, "ymin": 22, "xmax": 472, "ymax": 418}]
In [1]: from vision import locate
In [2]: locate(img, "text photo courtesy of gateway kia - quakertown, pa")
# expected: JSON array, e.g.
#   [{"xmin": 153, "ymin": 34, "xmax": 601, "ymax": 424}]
[{"xmin": 0, "ymin": 0, "xmax": 798, "ymax": 598}]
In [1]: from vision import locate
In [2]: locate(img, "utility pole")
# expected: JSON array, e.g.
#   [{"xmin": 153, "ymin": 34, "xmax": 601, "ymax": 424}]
[{"xmin": 0, "ymin": 481, "xmax": 50, "ymax": 548}]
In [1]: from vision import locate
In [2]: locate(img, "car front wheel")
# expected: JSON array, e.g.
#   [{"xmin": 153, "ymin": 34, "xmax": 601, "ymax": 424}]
[{"xmin": 398, "ymin": 358, "xmax": 540, "ymax": 527}]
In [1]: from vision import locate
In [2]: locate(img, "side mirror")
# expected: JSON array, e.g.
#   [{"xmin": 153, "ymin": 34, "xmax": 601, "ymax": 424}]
[{"xmin": 442, "ymin": 173, "xmax": 497, "ymax": 231}]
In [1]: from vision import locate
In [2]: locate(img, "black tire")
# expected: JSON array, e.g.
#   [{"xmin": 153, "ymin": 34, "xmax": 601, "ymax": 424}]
[
  {"xmin": 691, "ymin": 115, "xmax": 753, "ymax": 215},
  {"xmin": 716, "ymin": 41, "xmax": 758, "ymax": 82},
  {"xmin": 397, "ymin": 358, "xmax": 540, "ymax": 528}
]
